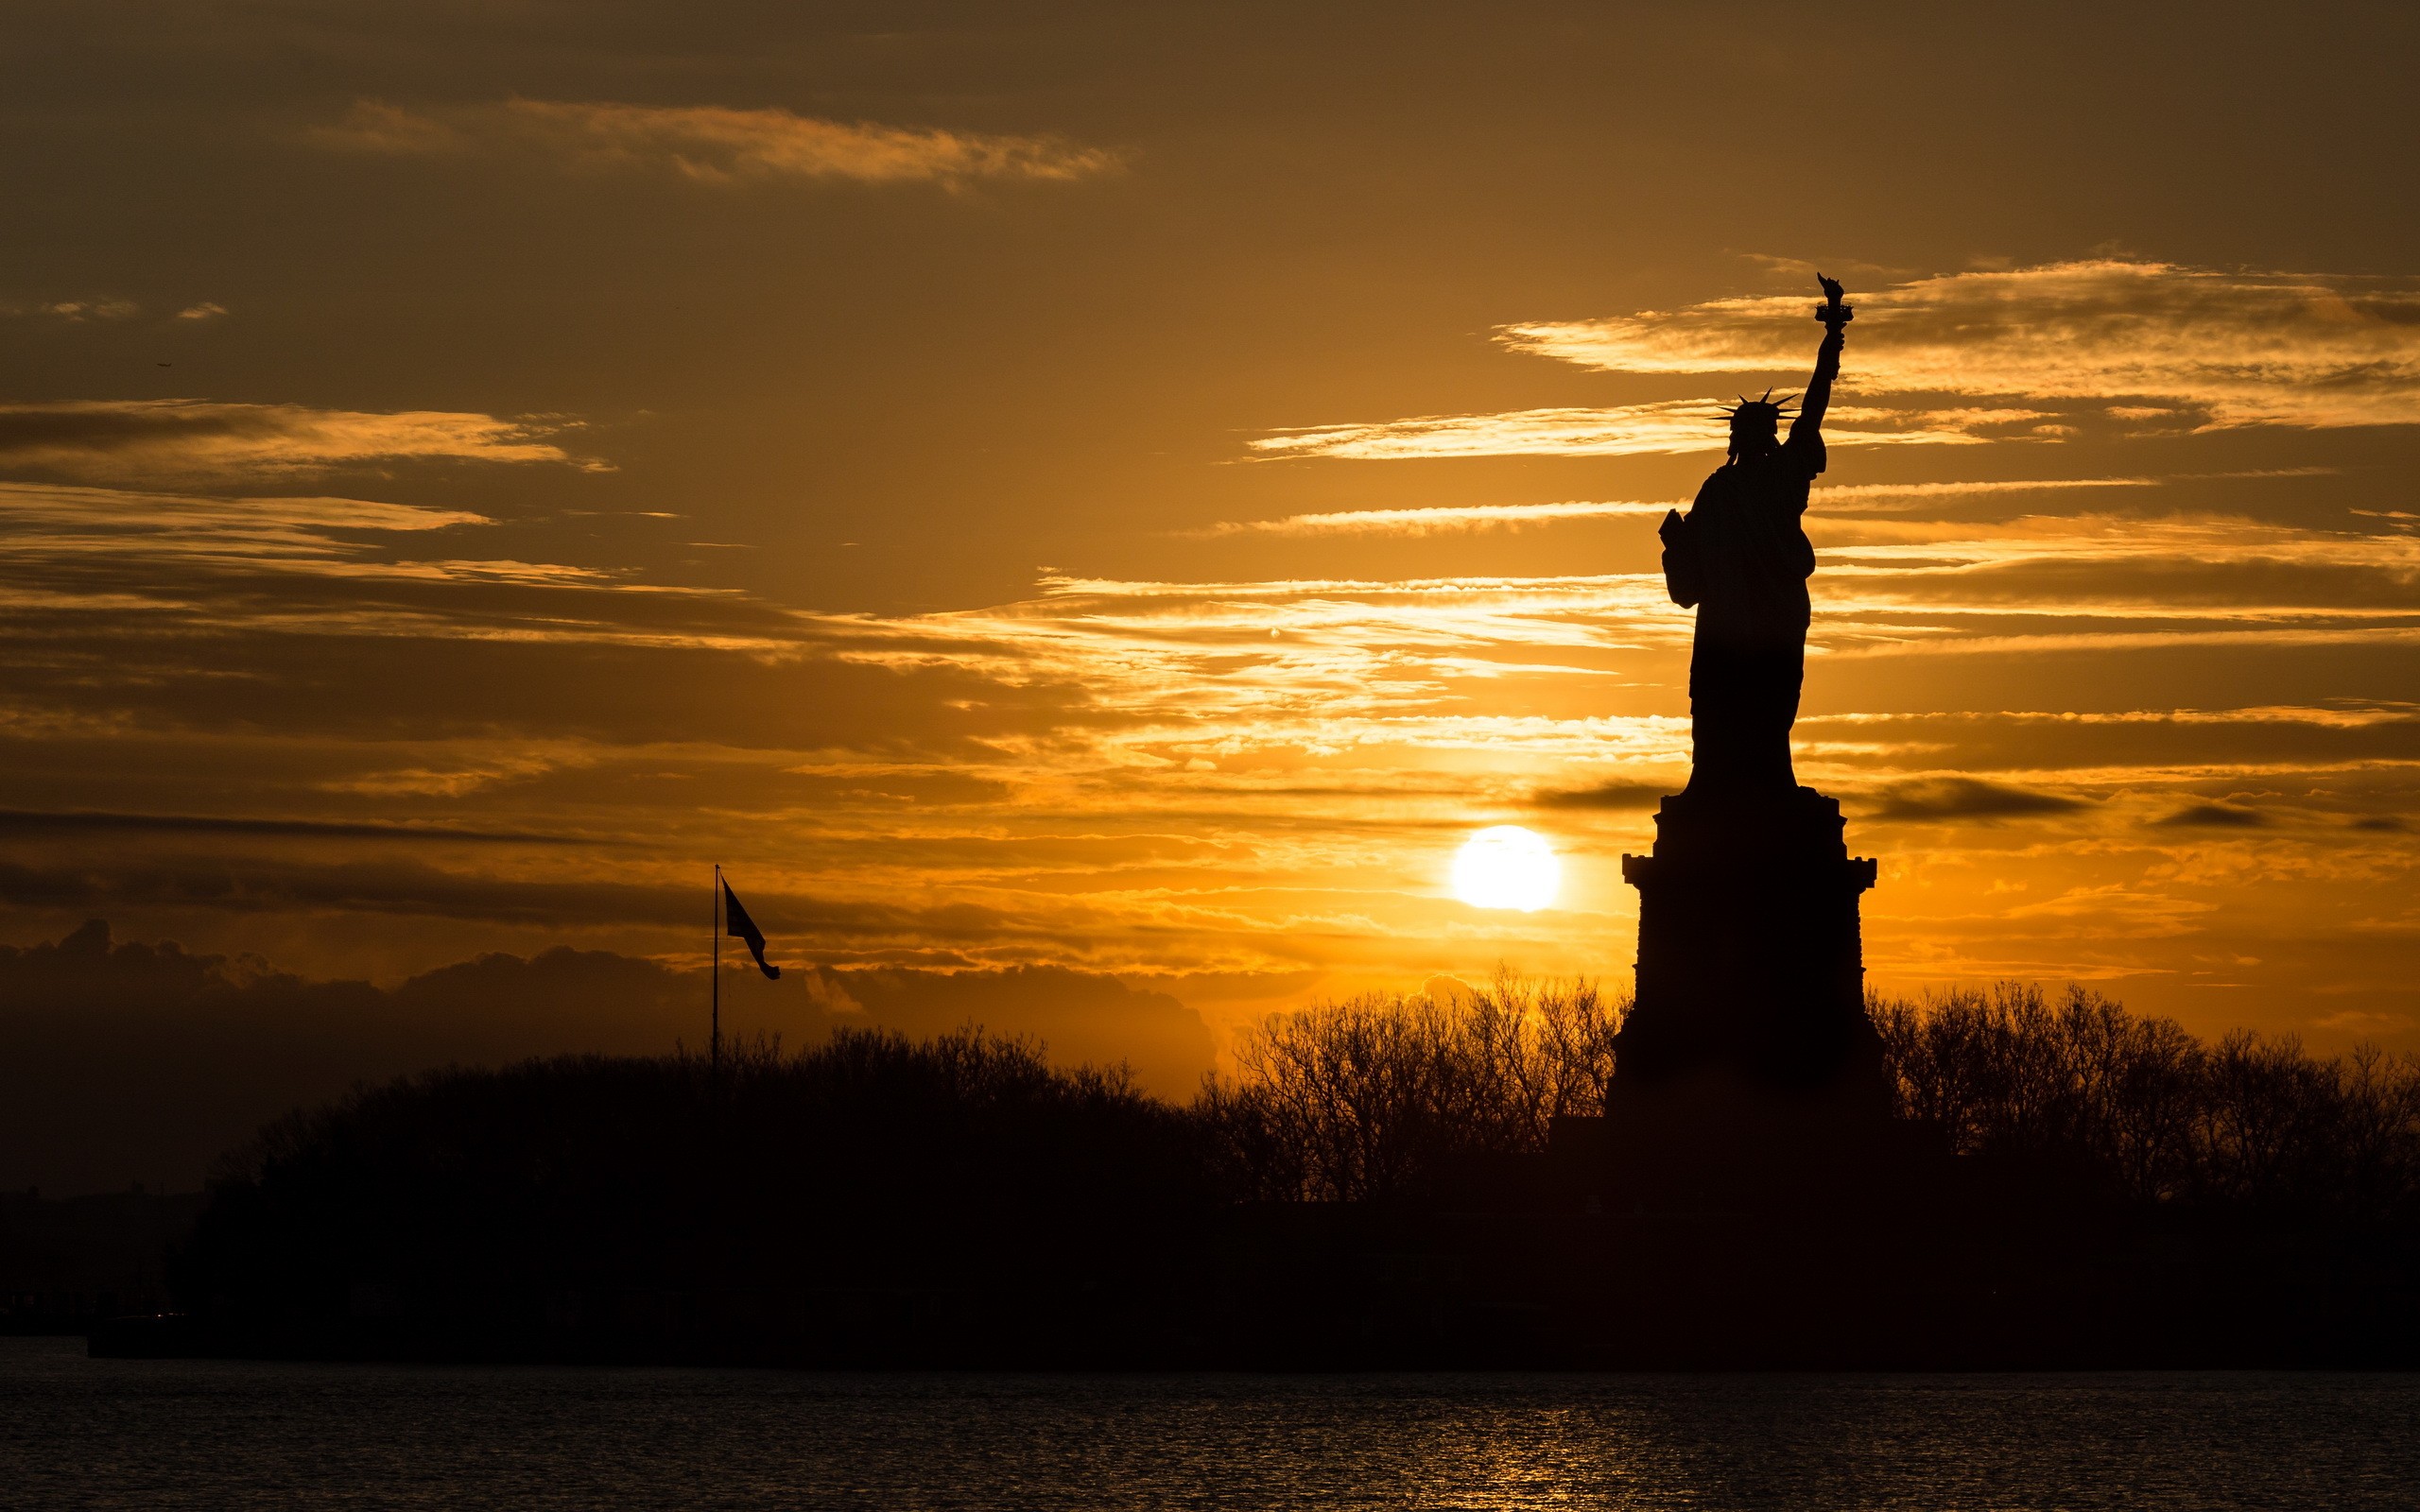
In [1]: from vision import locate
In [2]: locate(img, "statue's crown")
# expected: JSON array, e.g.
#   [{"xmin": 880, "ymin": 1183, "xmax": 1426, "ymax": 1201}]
[{"xmin": 1721, "ymin": 387, "xmax": 1794, "ymax": 429}]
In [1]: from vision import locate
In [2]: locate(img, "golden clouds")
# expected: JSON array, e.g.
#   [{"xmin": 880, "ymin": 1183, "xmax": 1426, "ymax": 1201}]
[
  {"xmin": 1204, "ymin": 479, "xmax": 2182, "ymax": 538},
  {"xmin": 1202, "ymin": 500, "xmax": 1676, "ymax": 537},
  {"xmin": 1248, "ymin": 401, "xmax": 2046, "ymax": 461},
  {"xmin": 0, "ymin": 480, "xmax": 797, "ymax": 653},
  {"xmin": 2, "ymin": 253, "xmax": 2415, "ymax": 1053},
  {"xmin": 0, "ymin": 483, "xmax": 486, "ymax": 554},
  {"xmin": 1865, "ymin": 778, "xmax": 2087, "ymax": 821},
  {"xmin": 1249, "ymin": 263, "xmax": 2420, "ymax": 471},
  {"xmin": 7, "ymin": 298, "xmax": 140, "ymax": 322},
  {"xmin": 848, "ymin": 572, "xmax": 1684, "ymax": 720},
  {"xmin": 2, "ymin": 298, "xmax": 222, "ymax": 325},
  {"xmin": 3, "ymin": 457, "xmax": 2411, "ymax": 993},
  {"xmin": 317, "ymin": 99, "xmax": 1121, "ymax": 187},
  {"xmin": 1810, "ymin": 510, "xmax": 2420, "ymax": 636},
  {"xmin": 2, "ymin": 472, "xmax": 2415, "ymax": 1033},
  {"xmin": 0, "ymin": 401, "xmax": 591, "ymax": 483},
  {"xmin": 1505, "ymin": 261, "xmax": 2420, "ymax": 431}
]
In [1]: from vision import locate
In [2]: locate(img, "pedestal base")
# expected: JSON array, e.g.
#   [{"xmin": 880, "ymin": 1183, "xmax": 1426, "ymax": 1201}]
[{"xmin": 1604, "ymin": 784, "xmax": 1893, "ymax": 1210}]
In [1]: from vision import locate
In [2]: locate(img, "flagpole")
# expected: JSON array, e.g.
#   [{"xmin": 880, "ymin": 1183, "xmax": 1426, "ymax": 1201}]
[{"xmin": 711, "ymin": 862, "xmax": 721, "ymax": 1081}]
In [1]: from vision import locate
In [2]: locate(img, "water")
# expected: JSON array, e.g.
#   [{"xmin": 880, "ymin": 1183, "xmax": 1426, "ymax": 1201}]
[{"xmin": 4, "ymin": 1336, "xmax": 2415, "ymax": 1509}]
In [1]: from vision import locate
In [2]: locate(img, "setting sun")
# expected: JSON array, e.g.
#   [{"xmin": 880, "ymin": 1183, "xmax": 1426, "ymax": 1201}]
[{"xmin": 1451, "ymin": 826, "xmax": 1561, "ymax": 912}]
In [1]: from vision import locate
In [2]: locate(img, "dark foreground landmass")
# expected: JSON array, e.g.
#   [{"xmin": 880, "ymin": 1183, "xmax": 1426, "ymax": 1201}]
[
  {"xmin": 85, "ymin": 1005, "xmax": 2420, "ymax": 1370},
  {"xmin": 2, "ymin": 1188, "xmax": 200, "ymax": 1332},
  {"xmin": 108, "ymin": 1195, "xmax": 2420, "ymax": 1371}
]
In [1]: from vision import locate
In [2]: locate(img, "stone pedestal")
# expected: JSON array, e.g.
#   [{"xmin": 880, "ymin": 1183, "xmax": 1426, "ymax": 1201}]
[{"xmin": 1603, "ymin": 784, "xmax": 1894, "ymax": 1209}]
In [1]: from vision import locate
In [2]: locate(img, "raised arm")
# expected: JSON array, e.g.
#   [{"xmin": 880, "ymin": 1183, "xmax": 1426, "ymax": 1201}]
[{"xmin": 1789, "ymin": 274, "xmax": 1853, "ymax": 445}]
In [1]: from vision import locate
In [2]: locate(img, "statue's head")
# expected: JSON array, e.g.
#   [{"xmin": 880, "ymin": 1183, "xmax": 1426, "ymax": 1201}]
[{"xmin": 1723, "ymin": 390, "xmax": 1790, "ymax": 459}]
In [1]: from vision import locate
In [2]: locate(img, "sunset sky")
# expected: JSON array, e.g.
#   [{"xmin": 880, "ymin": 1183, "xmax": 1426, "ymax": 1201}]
[{"xmin": 7, "ymin": 1, "xmax": 2420, "ymax": 1136}]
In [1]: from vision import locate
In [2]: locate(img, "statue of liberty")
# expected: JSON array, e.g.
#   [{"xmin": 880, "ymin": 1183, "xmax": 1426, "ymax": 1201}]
[
  {"xmin": 1656, "ymin": 275, "xmax": 1852, "ymax": 794},
  {"xmin": 1605, "ymin": 274, "xmax": 1889, "ymax": 1209}
]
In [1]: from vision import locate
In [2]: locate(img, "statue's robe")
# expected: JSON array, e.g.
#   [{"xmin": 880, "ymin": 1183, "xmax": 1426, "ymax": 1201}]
[{"xmin": 1660, "ymin": 426, "xmax": 1824, "ymax": 793}]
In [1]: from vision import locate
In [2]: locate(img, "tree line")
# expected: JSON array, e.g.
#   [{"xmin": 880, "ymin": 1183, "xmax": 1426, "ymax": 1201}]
[
  {"xmin": 1197, "ymin": 971, "xmax": 1621, "ymax": 1202},
  {"xmin": 174, "ymin": 1029, "xmax": 1212, "ymax": 1357},
  {"xmin": 1203, "ymin": 977, "xmax": 2420, "ymax": 1218},
  {"xmin": 176, "ymin": 977, "xmax": 2420, "ymax": 1334},
  {"xmin": 1874, "ymin": 983, "xmax": 2420, "ymax": 1218}
]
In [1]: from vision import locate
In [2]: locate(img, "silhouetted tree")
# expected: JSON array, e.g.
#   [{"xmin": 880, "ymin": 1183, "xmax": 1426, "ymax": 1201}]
[
  {"xmin": 175, "ymin": 1028, "xmax": 1219, "ymax": 1357},
  {"xmin": 168, "ymin": 979, "xmax": 2420, "ymax": 1367},
  {"xmin": 1873, "ymin": 984, "xmax": 2420, "ymax": 1219},
  {"xmin": 1198, "ymin": 973, "xmax": 1623, "ymax": 1201}
]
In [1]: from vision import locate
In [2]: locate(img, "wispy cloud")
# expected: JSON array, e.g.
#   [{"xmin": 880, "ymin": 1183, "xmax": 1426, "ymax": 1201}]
[
  {"xmin": 1248, "ymin": 401, "xmax": 2052, "ymax": 461},
  {"xmin": 0, "ymin": 481, "xmax": 788, "ymax": 650},
  {"xmin": 0, "ymin": 481, "xmax": 490, "ymax": 567},
  {"xmin": 1202, "ymin": 499, "xmax": 1677, "ymax": 537},
  {"xmin": 16, "ymin": 299, "xmax": 141, "ymax": 321},
  {"xmin": 1206, "ymin": 477, "xmax": 2186, "ymax": 537},
  {"xmin": 317, "ymin": 99, "xmax": 1120, "ymax": 186},
  {"xmin": 1814, "ymin": 476, "xmax": 2165, "ymax": 511},
  {"xmin": 2, "ymin": 457, "xmax": 2413, "ymax": 1022},
  {"xmin": 0, "ymin": 400, "xmax": 592, "ymax": 482},
  {"xmin": 1810, "ymin": 511, "xmax": 2420, "ymax": 625},
  {"xmin": 1503, "ymin": 260, "xmax": 2420, "ymax": 430},
  {"xmin": 1, "ymin": 298, "xmax": 229, "ymax": 323},
  {"xmin": 1529, "ymin": 781, "xmax": 1668, "ymax": 811},
  {"xmin": 6, "ymin": 506, "xmax": 2418, "ymax": 1008},
  {"xmin": 2153, "ymin": 802, "xmax": 2270, "ymax": 829},
  {"xmin": 1866, "ymin": 776, "xmax": 2089, "ymax": 821},
  {"xmin": 0, "ymin": 808, "xmax": 581, "ymax": 844}
]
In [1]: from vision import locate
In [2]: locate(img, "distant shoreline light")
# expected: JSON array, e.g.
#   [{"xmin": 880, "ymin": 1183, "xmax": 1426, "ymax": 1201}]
[{"xmin": 1452, "ymin": 825, "xmax": 1561, "ymax": 912}]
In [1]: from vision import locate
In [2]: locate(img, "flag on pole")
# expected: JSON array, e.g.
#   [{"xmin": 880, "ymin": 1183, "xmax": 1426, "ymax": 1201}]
[{"xmin": 721, "ymin": 879, "xmax": 780, "ymax": 979}]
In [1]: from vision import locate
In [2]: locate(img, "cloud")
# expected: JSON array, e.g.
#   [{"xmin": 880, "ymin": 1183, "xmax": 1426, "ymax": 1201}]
[
  {"xmin": 1801, "ymin": 707, "xmax": 2420, "ymax": 777},
  {"xmin": 0, "ymin": 480, "xmax": 708, "ymax": 616},
  {"xmin": 317, "ymin": 98, "xmax": 1120, "ymax": 186},
  {"xmin": 0, "ymin": 808, "xmax": 582, "ymax": 845},
  {"xmin": 1806, "ymin": 511, "xmax": 2420, "ymax": 638},
  {"xmin": 1530, "ymin": 781, "xmax": 1669, "ymax": 811},
  {"xmin": 0, "ymin": 481, "xmax": 838, "ymax": 674},
  {"xmin": 0, "ymin": 856, "xmax": 1020, "ymax": 939},
  {"xmin": 1501, "ymin": 260, "xmax": 2420, "ymax": 430},
  {"xmin": 2314, "ymin": 1008, "xmax": 2413, "ymax": 1031},
  {"xmin": 1813, "ymin": 476, "xmax": 2168, "ymax": 511},
  {"xmin": 1866, "ymin": 777, "xmax": 2088, "ymax": 821},
  {"xmin": 313, "ymin": 99, "xmax": 463, "ymax": 155},
  {"xmin": 1247, "ymin": 400, "xmax": 2052, "ymax": 461},
  {"xmin": 854, "ymin": 572, "xmax": 1690, "ymax": 741},
  {"xmin": 174, "ymin": 302, "xmax": 227, "ymax": 321},
  {"xmin": 5, "ymin": 464, "xmax": 2419, "ymax": 1017},
  {"xmin": 0, "ymin": 400, "xmax": 590, "ymax": 482},
  {"xmin": 2152, "ymin": 802, "xmax": 2270, "ymax": 829},
  {"xmin": 0, "ymin": 480, "xmax": 488, "ymax": 555},
  {"xmin": 1203, "ymin": 478, "xmax": 2187, "ymax": 537},
  {"xmin": 25, "ymin": 299, "xmax": 141, "ymax": 321},
  {"xmin": 1204, "ymin": 499, "xmax": 1677, "ymax": 537}
]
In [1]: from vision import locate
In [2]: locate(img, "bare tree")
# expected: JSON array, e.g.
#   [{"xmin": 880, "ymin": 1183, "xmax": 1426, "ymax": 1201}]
[
  {"xmin": 1198, "ymin": 973, "xmax": 1625, "ymax": 1202},
  {"xmin": 1876, "ymin": 983, "xmax": 2420, "ymax": 1216}
]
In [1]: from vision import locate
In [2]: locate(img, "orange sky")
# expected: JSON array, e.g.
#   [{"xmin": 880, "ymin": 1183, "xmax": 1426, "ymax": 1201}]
[{"xmin": 4, "ymin": 2, "xmax": 2419, "ymax": 1083}]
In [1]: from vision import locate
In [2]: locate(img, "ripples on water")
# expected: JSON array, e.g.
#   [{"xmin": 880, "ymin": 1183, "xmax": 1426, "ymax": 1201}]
[{"xmin": 5, "ymin": 1336, "xmax": 2415, "ymax": 1509}]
